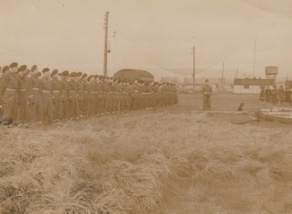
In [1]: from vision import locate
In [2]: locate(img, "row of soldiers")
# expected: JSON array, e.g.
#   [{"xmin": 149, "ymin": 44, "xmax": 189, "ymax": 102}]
[
  {"xmin": 259, "ymin": 85, "xmax": 291, "ymax": 105},
  {"xmin": 0, "ymin": 63, "xmax": 178, "ymax": 127}
]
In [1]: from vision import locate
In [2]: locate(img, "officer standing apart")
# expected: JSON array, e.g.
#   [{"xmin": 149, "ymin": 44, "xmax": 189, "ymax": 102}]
[{"xmin": 201, "ymin": 79, "xmax": 213, "ymax": 111}]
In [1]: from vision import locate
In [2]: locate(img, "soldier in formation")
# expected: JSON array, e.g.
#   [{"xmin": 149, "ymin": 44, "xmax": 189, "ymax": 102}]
[{"xmin": 0, "ymin": 63, "xmax": 178, "ymax": 127}]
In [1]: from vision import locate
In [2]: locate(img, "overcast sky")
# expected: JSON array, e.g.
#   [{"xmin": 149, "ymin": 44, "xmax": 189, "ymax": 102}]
[{"xmin": 1, "ymin": 0, "xmax": 292, "ymax": 78}]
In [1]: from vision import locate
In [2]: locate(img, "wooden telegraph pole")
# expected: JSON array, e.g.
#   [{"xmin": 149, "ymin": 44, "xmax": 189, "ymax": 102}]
[
  {"xmin": 253, "ymin": 34, "xmax": 257, "ymax": 78},
  {"xmin": 103, "ymin": 11, "xmax": 109, "ymax": 77},
  {"xmin": 192, "ymin": 46, "xmax": 196, "ymax": 88}
]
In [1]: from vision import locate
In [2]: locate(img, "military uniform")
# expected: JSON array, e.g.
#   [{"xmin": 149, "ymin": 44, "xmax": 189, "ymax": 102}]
[
  {"xmin": 68, "ymin": 72, "xmax": 80, "ymax": 119},
  {"xmin": 76, "ymin": 73, "xmax": 85, "ymax": 117},
  {"xmin": 27, "ymin": 67, "xmax": 43, "ymax": 122},
  {"xmin": 51, "ymin": 70, "xmax": 62, "ymax": 121},
  {"xmin": 103, "ymin": 80, "xmax": 111, "ymax": 113},
  {"xmin": 17, "ymin": 65, "xmax": 29, "ymax": 125},
  {"xmin": 60, "ymin": 71, "xmax": 70, "ymax": 119},
  {"xmin": 131, "ymin": 82, "xmax": 140, "ymax": 110},
  {"xmin": 278, "ymin": 86, "xmax": 285, "ymax": 105},
  {"xmin": 1, "ymin": 63, "xmax": 19, "ymax": 125},
  {"xmin": 39, "ymin": 68, "xmax": 53, "ymax": 123},
  {"xmin": 95, "ymin": 78, "xmax": 103, "ymax": 114},
  {"xmin": 201, "ymin": 80, "xmax": 213, "ymax": 111}
]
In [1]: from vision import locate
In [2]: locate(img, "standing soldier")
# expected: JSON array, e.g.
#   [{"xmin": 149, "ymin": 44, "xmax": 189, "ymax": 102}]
[
  {"xmin": 161, "ymin": 82, "xmax": 167, "ymax": 108},
  {"xmin": 271, "ymin": 85, "xmax": 278, "ymax": 106},
  {"xmin": 111, "ymin": 78, "xmax": 119, "ymax": 113},
  {"xmin": 116, "ymin": 79, "xmax": 123, "ymax": 113},
  {"xmin": 285, "ymin": 86, "xmax": 291, "ymax": 106},
  {"xmin": 0, "ymin": 66, "xmax": 10, "ymax": 113},
  {"xmin": 157, "ymin": 83, "xmax": 164, "ymax": 108},
  {"xmin": 95, "ymin": 76, "xmax": 103, "ymax": 115},
  {"xmin": 83, "ymin": 75, "xmax": 91, "ymax": 117},
  {"xmin": 17, "ymin": 65, "xmax": 30, "ymax": 127},
  {"xmin": 126, "ymin": 80, "xmax": 133, "ymax": 111},
  {"xmin": 51, "ymin": 69, "xmax": 62, "ymax": 122},
  {"xmin": 27, "ymin": 65, "xmax": 43, "ymax": 123},
  {"xmin": 99, "ymin": 76, "xmax": 107, "ymax": 114},
  {"xmin": 93, "ymin": 75, "xmax": 99, "ymax": 115},
  {"xmin": 81, "ymin": 73, "xmax": 88, "ymax": 117},
  {"xmin": 151, "ymin": 82, "xmax": 159, "ymax": 109},
  {"xmin": 104, "ymin": 77, "xmax": 112, "ymax": 114},
  {"xmin": 201, "ymin": 79, "xmax": 213, "ymax": 111},
  {"xmin": 278, "ymin": 85, "xmax": 285, "ymax": 106},
  {"xmin": 1, "ymin": 62, "xmax": 19, "ymax": 126},
  {"xmin": 39, "ymin": 68, "xmax": 53, "ymax": 124},
  {"xmin": 259, "ymin": 86, "xmax": 265, "ymax": 101},
  {"xmin": 88, "ymin": 75, "xmax": 96, "ymax": 116},
  {"xmin": 121, "ymin": 80, "xmax": 128, "ymax": 113},
  {"xmin": 68, "ymin": 72, "xmax": 79, "ymax": 119},
  {"xmin": 76, "ymin": 72, "xmax": 84, "ymax": 118},
  {"xmin": 60, "ymin": 71, "xmax": 70, "ymax": 120},
  {"xmin": 265, "ymin": 86, "xmax": 271, "ymax": 103}
]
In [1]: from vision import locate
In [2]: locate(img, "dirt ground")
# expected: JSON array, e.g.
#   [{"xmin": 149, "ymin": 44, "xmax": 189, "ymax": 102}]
[
  {"xmin": 178, "ymin": 92, "xmax": 275, "ymax": 111},
  {"xmin": 178, "ymin": 93, "xmax": 292, "ymax": 129}
]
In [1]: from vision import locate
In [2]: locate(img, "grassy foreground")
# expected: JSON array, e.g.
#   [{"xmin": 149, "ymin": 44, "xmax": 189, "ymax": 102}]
[{"xmin": 0, "ymin": 94, "xmax": 292, "ymax": 214}]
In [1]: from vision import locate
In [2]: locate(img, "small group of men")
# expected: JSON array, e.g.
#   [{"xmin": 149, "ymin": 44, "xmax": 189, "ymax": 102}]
[
  {"xmin": 0, "ymin": 63, "xmax": 178, "ymax": 127},
  {"xmin": 259, "ymin": 85, "xmax": 291, "ymax": 105}
]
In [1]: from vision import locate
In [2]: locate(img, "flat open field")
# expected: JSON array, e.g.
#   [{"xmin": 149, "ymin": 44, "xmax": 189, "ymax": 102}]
[{"xmin": 0, "ymin": 93, "xmax": 292, "ymax": 214}]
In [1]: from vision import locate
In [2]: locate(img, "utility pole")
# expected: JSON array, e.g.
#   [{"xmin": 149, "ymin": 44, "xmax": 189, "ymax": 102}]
[
  {"xmin": 222, "ymin": 62, "xmax": 224, "ymax": 89},
  {"xmin": 253, "ymin": 34, "xmax": 257, "ymax": 78},
  {"xmin": 103, "ymin": 11, "xmax": 109, "ymax": 76},
  {"xmin": 192, "ymin": 46, "xmax": 196, "ymax": 88}
]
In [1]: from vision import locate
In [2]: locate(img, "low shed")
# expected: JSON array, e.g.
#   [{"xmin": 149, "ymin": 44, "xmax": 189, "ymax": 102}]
[
  {"xmin": 233, "ymin": 78, "xmax": 275, "ymax": 94},
  {"xmin": 113, "ymin": 69, "xmax": 154, "ymax": 82}
]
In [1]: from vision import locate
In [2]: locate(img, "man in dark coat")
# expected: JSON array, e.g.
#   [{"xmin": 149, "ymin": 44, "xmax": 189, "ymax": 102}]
[{"xmin": 201, "ymin": 79, "xmax": 213, "ymax": 111}]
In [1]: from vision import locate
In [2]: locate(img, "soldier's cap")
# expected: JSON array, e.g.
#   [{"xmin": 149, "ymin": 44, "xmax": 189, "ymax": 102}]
[
  {"xmin": 77, "ymin": 72, "xmax": 82, "ymax": 77},
  {"xmin": 87, "ymin": 75, "xmax": 93, "ymax": 81},
  {"xmin": 70, "ymin": 72, "xmax": 77, "ymax": 77},
  {"xmin": 205, "ymin": 79, "xmax": 209, "ymax": 83},
  {"xmin": 36, "ymin": 71, "xmax": 42, "ymax": 77},
  {"xmin": 62, "ymin": 70, "xmax": 69, "ymax": 77},
  {"xmin": 17, "ymin": 65, "xmax": 27, "ymax": 73},
  {"xmin": 82, "ymin": 73, "xmax": 87, "ymax": 79},
  {"xmin": 9, "ymin": 62, "xmax": 18, "ymax": 68},
  {"xmin": 42, "ymin": 68, "xmax": 50, "ymax": 73},
  {"xmin": 31, "ymin": 65, "xmax": 37, "ymax": 71},
  {"xmin": 98, "ymin": 75, "xmax": 104, "ymax": 80},
  {"xmin": 2, "ymin": 66, "xmax": 9, "ymax": 73},
  {"xmin": 51, "ymin": 69, "xmax": 58, "ymax": 77},
  {"xmin": 94, "ymin": 75, "xmax": 99, "ymax": 79}
]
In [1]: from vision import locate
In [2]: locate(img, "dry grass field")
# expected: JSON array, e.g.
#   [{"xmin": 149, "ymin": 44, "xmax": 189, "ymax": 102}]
[{"xmin": 0, "ymin": 93, "xmax": 292, "ymax": 214}]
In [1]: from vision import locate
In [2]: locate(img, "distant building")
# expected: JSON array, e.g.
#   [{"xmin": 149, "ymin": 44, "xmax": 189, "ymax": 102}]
[
  {"xmin": 233, "ymin": 78, "xmax": 275, "ymax": 94},
  {"xmin": 285, "ymin": 80, "xmax": 292, "ymax": 87},
  {"xmin": 113, "ymin": 69, "xmax": 154, "ymax": 82}
]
